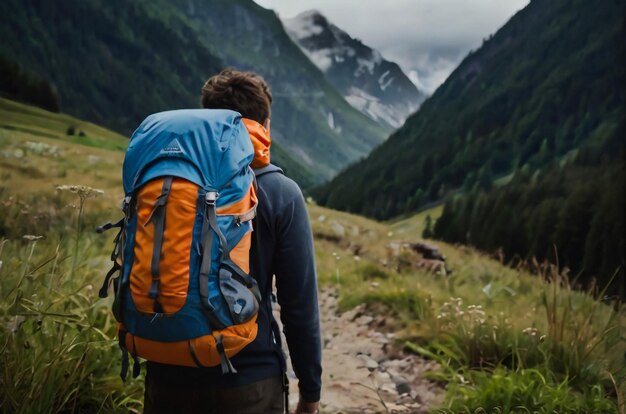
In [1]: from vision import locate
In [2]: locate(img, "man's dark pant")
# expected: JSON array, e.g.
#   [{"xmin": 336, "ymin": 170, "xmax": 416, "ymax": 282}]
[{"xmin": 144, "ymin": 374, "xmax": 285, "ymax": 414}]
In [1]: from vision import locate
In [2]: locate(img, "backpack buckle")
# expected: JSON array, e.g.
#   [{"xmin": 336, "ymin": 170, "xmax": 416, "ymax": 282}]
[
  {"xmin": 206, "ymin": 191, "xmax": 218, "ymax": 206},
  {"xmin": 121, "ymin": 195, "xmax": 132, "ymax": 212}
]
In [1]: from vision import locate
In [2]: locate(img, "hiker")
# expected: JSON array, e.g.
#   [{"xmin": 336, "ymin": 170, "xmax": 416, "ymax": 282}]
[{"xmin": 141, "ymin": 69, "xmax": 322, "ymax": 413}]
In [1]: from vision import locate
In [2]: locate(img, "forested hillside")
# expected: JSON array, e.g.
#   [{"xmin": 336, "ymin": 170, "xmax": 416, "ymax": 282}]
[
  {"xmin": 434, "ymin": 141, "xmax": 625, "ymax": 296},
  {"xmin": 0, "ymin": 0, "xmax": 389, "ymax": 186},
  {"xmin": 0, "ymin": 0, "xmax": 223, "ymax": 132},
  {"xmin": 0, "ymin": 55, "xmax": 59, "ymax": 113},
  {"xmin": 315, "ymin": 0, "xmax": 624, "ymax": 217}
]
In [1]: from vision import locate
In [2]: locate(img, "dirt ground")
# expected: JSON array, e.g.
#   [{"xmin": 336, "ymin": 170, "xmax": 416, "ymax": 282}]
[{"xmin": 275, "ymin": 287, "xmax": 444, "ymax": 413}]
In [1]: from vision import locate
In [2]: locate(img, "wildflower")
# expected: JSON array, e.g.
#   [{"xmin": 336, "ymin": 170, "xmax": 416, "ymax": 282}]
[
  {"xmin": 22, "ymin": 235, "xmax": 44, "ymax": 242},
  {"xmin": 56, "ymin": 185, "xmax": 104, "ymax": 200},
  {"xmin": 522, "ymin": 327, "xmax": 539, "ymax": 337}
]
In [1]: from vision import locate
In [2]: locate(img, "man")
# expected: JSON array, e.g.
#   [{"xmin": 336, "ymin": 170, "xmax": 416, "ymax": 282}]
[{"xmin": 144, "ymin": 68, "xmax": 322, "ymax": 414}]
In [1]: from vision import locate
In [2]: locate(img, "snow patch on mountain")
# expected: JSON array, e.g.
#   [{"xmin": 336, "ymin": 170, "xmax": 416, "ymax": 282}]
[
  {"xmin": 346, "ymin": 87, "xmax": 407, "ymax": 129},
  {"xmin": 302, "ymin": 49, "xmax": 333, "ymax": 72},
  {"xmin": 379, "ymin": 71, "xmax": 393, "ymax": 91}
]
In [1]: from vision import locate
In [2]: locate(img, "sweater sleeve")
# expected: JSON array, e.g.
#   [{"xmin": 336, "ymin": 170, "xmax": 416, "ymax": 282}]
[{"xmin": 274, "ymin": 185, "xmax": 322, "ymax": 403}]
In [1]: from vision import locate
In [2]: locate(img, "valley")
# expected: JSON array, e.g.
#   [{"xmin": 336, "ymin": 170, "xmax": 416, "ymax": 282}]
[{"xmin": 0, "ymin": 99, "xmax": 623, "ymax": 412}]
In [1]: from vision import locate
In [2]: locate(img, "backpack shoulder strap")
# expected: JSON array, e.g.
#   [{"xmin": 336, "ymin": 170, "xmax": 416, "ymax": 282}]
[
  {"xmin": 253, "ymin": 164, "xmax": 284, "ymax": 178},
  {"xmin": 251, "ymin": 162, "xmax": 289, "ymax": 406}
]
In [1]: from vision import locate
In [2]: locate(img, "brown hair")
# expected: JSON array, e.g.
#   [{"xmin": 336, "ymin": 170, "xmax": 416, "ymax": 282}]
[{"xmin": 201, "ymin": 68, "xmax": 272, "ymax": 124}]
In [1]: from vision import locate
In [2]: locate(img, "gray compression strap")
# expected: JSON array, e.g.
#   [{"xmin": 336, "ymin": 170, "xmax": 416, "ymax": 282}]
[
  {"xmin": 199, "ymin": 191, "xmax": 227, "ymax": 330},
  {"xmin": 207, "ymin": 192, "xmax": 230, "ymax": 262},
  {"xmin": 146, "ymin": 177, "xmax": 173, "ymax": 312}
]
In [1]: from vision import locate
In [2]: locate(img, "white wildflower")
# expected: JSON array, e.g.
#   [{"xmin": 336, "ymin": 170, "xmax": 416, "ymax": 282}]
[
  {"xmin": 22, "ymin": 235, "xmax": 44, "ymax": 242},
  {"xmin": 56, "ymin": 185, "xmax": 104, "ymax": 200}
]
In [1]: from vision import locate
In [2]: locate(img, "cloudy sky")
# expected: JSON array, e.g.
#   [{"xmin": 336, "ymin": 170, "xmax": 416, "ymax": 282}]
[{"xmin": 253, "ymin": 0, "xmax": 529, "ymax": 93}]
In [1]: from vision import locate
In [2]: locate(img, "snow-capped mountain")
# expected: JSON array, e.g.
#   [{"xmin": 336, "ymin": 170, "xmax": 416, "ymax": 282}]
[{"xmin": 284, "ymin": 10, "xmax": 426, "ymax": 129}]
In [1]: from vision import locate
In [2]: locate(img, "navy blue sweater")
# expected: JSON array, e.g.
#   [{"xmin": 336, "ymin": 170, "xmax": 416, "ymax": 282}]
[{"xmin": 146, "ymin": 165, "xmax": 322, "ymax": 403}]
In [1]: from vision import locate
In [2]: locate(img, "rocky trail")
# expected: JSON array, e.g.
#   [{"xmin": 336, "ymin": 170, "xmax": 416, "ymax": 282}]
[{"xmin": 277, "ymin": 287, "xmax": 444, "ymax": 413}]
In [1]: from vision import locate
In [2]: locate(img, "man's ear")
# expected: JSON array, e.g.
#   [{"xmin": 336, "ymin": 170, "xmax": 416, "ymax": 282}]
[{"xmin": 263, "ymin": 118, "xmax": 270, "ymax": 133}]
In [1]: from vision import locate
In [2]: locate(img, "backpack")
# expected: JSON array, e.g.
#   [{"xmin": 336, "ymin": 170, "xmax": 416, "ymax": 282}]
[{"xmin": 98, "ymin": 109, "xmax": 262, "ymax": 380}]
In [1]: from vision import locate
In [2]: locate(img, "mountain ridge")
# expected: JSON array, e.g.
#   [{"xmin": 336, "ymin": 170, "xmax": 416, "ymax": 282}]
[{"xmin": 284, "ymin": 10, "xmax": 426, "ymax": 129}]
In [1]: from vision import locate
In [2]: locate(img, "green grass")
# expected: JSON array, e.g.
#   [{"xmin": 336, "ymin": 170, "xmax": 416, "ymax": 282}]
[
  {"xmin": 0, "ymin": 97, "xmax": 128, "ymax": 151},
  {"xmin": 389, "ymin": 204, "xmax": 444, "ymax": 239},
  {"xmin": 438, "ymin": 368, "xmax": 617, "ymax": 413}
]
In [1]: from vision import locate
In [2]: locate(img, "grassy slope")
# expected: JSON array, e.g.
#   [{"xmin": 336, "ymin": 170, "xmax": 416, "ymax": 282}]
[
  {"xmin": 1, "ymin": 100, "xmax": 624, "ymax": 411},
  {"xmin": 0, "ymin": 98, "xmax": 125, "ymax": 206}
]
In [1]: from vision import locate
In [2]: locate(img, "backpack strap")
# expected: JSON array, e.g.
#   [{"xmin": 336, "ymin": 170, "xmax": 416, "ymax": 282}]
[
  {"xmin": 145, "ymin": 176, "xmax": 173, "ymax": 314},
  {"xmin": 253, "ymin": 163, "xmax": 284, "ymax": 178},
  {"xmin": 96, "ymin": 218, "xmax": 124, "ymax": 298},
  {"xmin": 198, "ymin": 190, "xmax": 229, "ymax": 330},
  {"xmin": 253, "ymin": 163, "xmax": 289, "ymax": 412}
]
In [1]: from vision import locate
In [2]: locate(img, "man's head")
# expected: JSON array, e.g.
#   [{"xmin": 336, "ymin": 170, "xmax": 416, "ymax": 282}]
[{"xmin": 201, "ymin": 68, "xmax": 272, "ymax": 126}]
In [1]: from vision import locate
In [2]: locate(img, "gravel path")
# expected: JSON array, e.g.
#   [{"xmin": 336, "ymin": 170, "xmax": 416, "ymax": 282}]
[{"xmin": 276, "ymin": 287, "xmax": 443, "ymax": 413}]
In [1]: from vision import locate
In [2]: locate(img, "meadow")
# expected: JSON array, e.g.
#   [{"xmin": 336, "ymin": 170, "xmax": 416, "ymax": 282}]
[{"xmin": 1, "ymin": 99, "xmax": 624, "ymax": 413}]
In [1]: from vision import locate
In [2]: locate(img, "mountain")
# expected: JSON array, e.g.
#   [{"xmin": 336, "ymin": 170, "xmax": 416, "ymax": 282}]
[
  {"xmin": 284, "ymin": 10, "xmax": 426, "ymax": 129},
  {"xmin": 166, "ymin": 0, "xmax": 390, "ymax": 179},
  {"xmin": 315, "ymin": 0, "xmax": 624, "ymax": 218},
  {"xmin": 0, "ymin": 0, "xmax": 389, "ymax": 185}
]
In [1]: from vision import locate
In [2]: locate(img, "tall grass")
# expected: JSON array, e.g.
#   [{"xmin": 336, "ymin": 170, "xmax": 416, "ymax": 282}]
[
  {"xmin": 404, "ymin": 265, "xmax": 624, "ymax": 413},
  {"xmin": 0, "ymin": 189, "xmax": 142, "ymax": 413}
]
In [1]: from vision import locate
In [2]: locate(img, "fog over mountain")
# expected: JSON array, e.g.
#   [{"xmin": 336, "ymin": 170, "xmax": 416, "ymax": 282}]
[{"xmin": 255, "ymin": 0, "xmax": 530, "ymax": 93}]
